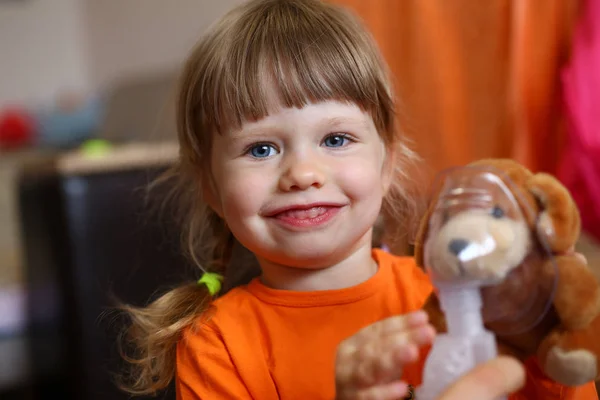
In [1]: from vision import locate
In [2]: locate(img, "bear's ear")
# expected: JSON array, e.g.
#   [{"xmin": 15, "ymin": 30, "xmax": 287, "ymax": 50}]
[{"xmin": 524, "ymin": 172, "xmax": 581, "ymax": 253}]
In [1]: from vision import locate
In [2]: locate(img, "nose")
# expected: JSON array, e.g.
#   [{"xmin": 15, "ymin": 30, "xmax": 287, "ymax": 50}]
[
  {"xmin": 448, "ymin": 239, "xmax": 469, "ymax": 256},
  {"xmin": 279, "ymin": 156, "xmax": 326, "ymax": 192}
]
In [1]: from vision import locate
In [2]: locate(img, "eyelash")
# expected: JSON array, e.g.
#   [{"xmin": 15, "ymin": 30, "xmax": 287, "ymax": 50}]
[
  {"xmin": 323, "ymin": 133, "xmax": 354, "ymax": 148},
  {"xmin": 243, "ymin": 133, "xmax": 355, "ymax": 159}
]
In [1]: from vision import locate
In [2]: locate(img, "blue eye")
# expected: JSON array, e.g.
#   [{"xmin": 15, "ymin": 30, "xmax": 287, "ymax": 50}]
[
  {"xmin": 323, "ymin": 134, "xmax": 348, "ymax": 148},
  {"xmin": 249, "ymin": 144, "xmax": 277, "ymax": 158}
]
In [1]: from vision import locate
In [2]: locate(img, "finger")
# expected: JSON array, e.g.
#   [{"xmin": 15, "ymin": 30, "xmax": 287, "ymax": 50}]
[
  {"xmin": 437, "ymin": 356, "xmax": 526, "ymax": 400},
  {"xmin": 337, "ymin": 311, "xmax": 429, "ymax": 361},
  {"xmin": 353, "ymin": 381, "xmax": 409, "ymax": 400},
  {"xmin": 574, "ymin": 252, "xmax": 587, "ymax": 264},
  {"xmin": 351, "ymin": 324, "xmax": 436, "ymax": 387},
  {"xmin": 354, "ymin": 311, "xmax": 429, "ymax": 344},
  {"xmin": 562, "ymin": 246, "xmax": 587, "ymax": 264},
  {"xmin": 351, "ymin": 343, "xmax": 418, "ymax": 388}
]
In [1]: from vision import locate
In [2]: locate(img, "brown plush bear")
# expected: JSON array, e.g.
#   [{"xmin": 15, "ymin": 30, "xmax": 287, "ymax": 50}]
[{"xmin": 414, "ymin": 158, "xmax": 600, "ymax": 386}]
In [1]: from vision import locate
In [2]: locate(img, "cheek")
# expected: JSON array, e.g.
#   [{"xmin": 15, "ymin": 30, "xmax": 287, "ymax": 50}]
[
  {"xmin": 336, "ymin": 156, "xmax": 385, "ymax": 201},
  {"xmin": 491, "ymin": 222, "xmax": 516, "ymax": 249},
  {"xmin": 218, "ymin": 168, "xmax": 271, "ymax": 219}
]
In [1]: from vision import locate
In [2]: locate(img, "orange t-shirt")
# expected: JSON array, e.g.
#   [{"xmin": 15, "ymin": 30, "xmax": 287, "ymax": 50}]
[{"xmin": 176, "ymin": 249, "xmax": 598, "ymax": 399}]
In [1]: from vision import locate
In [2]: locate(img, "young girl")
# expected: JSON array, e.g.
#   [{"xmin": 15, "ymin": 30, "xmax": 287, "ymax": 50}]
[{"xmin": 119, "ymin": 0, "xmax": 598, "ymax": 399}]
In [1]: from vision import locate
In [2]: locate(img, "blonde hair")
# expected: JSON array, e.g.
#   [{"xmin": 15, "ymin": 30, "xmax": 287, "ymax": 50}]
[{"xmin": 118, "ymin": 0, "xmax": 420, "ymax": 395}]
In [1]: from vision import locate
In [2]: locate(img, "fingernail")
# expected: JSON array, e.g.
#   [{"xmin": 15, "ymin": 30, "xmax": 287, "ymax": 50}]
[
  {"xmin": 412, "ymin": 324, "xmax": 436, "ymax": 342},
  {"xmin": 407, "ymin": 310, "xmax": 428, "ymax": 323},
  {"xmin": 390, "ymin": 382, "xmax": 409, "ymax": 396},
  {"xmin": 396, "ymin": 344, "xmax": 419, "ymax": 362},
  {"xmin": 575, "ymin": 253, "xmax": 587, "ymax": 264}
]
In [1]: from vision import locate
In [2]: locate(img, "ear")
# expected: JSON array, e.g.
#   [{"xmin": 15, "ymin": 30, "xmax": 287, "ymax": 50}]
[{"xmin": 525, "ymin": 172, "xmax": 581, "ymax": 253}]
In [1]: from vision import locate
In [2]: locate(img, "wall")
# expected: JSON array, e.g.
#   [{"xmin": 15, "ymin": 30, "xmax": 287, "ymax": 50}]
[
  {"xmin": 82, "ymin": 0, "xmax": 242, "ymax": 90},
  {"xmin": 0, "ymin": 0, "xmax": 89, "ymax": 108},
  {"xmin": 0, "ymin": 0, "xmax": 242, "ymax": 108}
]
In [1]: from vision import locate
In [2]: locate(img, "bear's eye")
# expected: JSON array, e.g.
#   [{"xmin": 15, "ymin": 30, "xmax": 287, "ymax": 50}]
[{"xmin": 491, "ymin": 206, "xmax": 504, "ymax": 219}]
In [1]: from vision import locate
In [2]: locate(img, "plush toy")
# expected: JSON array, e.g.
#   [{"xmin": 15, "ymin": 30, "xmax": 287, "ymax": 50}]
[{"xmin": 414, "ymin": 158, "xmax": 600, "ymax": 386}]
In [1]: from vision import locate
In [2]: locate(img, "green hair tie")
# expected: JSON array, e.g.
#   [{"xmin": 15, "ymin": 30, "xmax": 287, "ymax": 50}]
[{"xmin": 197, "ymin": 272, "xmax": 224, "ymax": 296}]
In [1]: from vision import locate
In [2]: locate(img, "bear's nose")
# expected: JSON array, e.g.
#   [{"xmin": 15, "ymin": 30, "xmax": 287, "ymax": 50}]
[{"xmin": 449, "ymin": 239, "xmax": 469, "ymax": 256}]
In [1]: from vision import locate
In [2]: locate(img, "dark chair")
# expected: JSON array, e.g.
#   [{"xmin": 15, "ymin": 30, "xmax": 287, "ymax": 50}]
[{"xmin": 15, "ymin": 147, "xmax": 188, "ymax": 400}]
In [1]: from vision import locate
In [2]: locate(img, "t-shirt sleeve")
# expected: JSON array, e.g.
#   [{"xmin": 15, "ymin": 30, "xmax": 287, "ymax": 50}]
[
  {"xmin": 176, "ymin": 323, "xmax": 253, "ymax": 400},
  {"xmin": 508, "ymin": 357, "xmax": 599, "ymax": 399}
]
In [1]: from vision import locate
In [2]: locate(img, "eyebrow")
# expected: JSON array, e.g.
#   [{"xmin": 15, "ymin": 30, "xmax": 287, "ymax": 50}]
[
  {"xmin": 228, "ymin": 123, "xmax": 277, "ymax": 142},
  {"xmin": 227, "ymin": 114, "xmax": 370, "ymax": 142},
  {"xmin": 322, "ymin": 116, "xmax": 369, "ymax": 130}
]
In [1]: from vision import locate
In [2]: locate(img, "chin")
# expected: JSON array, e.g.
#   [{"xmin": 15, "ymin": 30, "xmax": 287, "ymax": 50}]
[
  {"xmin": 265, "ymin": 238, "xmax": 368, "ymax": 269},
  {"xmin": 276, "ymin": 248, "xmax": 346, "ymax": 269},
  {"xmin": 240, "ymin": 215, "xmax": 376, "ymax": 268}
]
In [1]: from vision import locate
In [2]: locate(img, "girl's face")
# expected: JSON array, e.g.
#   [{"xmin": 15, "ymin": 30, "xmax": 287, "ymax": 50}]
[{"xmin": 207, "ymin": 99, "xmax": 392, "ymax": 269}]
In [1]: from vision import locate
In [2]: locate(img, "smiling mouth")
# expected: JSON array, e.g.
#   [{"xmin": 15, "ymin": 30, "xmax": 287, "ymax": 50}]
[
  {"xmin": 266, "ymin": 204, "xmax": 345, "ymax": 228},
  {"xmin": 264, "ymin": 202, "xmax": 345, "ymax": 217},
  {"xmin": 275, "ymin": 206, "xmax": 330, "ymax": 220}
]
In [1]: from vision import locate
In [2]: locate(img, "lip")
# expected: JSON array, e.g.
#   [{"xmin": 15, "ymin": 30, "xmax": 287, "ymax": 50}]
[
  {"xmin": 263, "ymin": 202, "xmax": 345, "ymax": 217},
  {"xmin": 264, "ymin": 202, "xmax": 346, "ymax": 229}
]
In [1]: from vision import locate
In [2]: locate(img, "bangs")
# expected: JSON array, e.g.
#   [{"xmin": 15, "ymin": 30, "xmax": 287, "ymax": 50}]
[{"xmin": 194, "ymin": 0, "xmax": 394, "ymax": 137}]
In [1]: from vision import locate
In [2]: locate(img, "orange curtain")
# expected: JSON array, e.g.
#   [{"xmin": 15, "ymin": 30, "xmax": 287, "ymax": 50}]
[{"xmin": 329, "ymin": 0, "xmax": 580, "ymax": 177}]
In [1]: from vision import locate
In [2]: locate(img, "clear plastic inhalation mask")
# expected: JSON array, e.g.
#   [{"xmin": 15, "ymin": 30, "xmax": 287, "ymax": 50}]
[
  {"xmin": 423, "ymin": 165, "xmax": 557, "ymax": 335},
  {"xmin": 416, "ymin": 165, "xmax": 558, "ymax": 400}
]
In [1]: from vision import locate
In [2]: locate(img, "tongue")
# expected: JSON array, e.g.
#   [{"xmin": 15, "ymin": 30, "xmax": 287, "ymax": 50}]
[{"xmin": 279, "ymin": 206, "xmax": 328, "ymax": 220}]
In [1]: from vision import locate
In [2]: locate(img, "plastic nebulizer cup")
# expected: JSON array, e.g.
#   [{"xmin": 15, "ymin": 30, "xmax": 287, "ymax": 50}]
[{"xmin": 415, "ymin": 165, "xmax": 557, "ymax": 400}]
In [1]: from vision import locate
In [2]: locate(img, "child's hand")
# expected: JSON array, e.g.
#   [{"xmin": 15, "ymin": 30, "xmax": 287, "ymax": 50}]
[
  {"xmin": 438, "ymin": 356, "xmax": 526, "ymax": 399},
  {"xmin": 334, "ymin": 310, "xmax": 435, "ymax": 400}
]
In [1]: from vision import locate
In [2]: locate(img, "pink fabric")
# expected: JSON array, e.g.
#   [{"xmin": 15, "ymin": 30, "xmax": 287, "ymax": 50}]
[{"xmin": 557, "ymin": 0, "xmax": 600, "ymax": 241}]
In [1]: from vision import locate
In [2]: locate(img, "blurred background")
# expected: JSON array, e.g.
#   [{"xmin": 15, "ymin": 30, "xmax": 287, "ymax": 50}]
[{"xmin": 0, "ymin": 0, "xmax": 599, "ymax": 399}]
